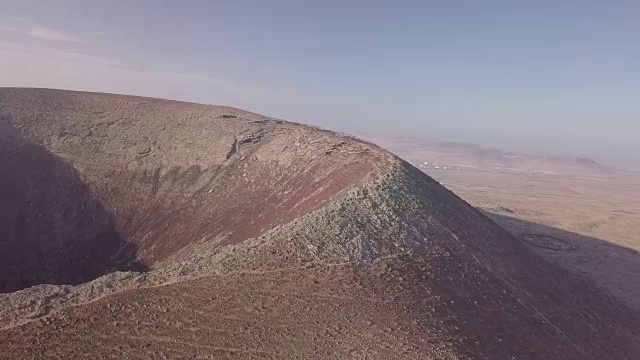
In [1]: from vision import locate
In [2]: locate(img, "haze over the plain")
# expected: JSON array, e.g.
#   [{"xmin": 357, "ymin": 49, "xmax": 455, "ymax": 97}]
[{"xmin": 0, "ymin": 1, "xmax": 638, "ymax": 167}]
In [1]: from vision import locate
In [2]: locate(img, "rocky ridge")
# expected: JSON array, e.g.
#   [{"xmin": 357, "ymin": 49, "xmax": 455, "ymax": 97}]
[{"xmin": 0, "ymin": 88, "xmax": 638, "ymax": 359}]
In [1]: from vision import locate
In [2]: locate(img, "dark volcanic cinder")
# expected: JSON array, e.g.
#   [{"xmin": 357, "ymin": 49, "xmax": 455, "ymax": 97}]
[{"xmin": 0, "ymin": 88, "xmax": 638, "ymax": 359}]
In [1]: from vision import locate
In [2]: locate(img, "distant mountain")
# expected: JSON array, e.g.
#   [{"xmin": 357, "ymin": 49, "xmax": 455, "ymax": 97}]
[{"xmin": 356, "ymin": 133, "xmax": 621, "ymax": 176}]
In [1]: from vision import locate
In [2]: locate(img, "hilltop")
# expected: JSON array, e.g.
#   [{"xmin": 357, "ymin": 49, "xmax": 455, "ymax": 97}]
[{"xmin": 0, "ymin": 88, "xmax": 638, "ymax": 359}]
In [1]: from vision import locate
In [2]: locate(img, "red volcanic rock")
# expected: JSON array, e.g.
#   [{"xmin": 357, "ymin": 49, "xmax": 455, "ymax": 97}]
[{"xmin": 0, "ymin": 88, "xmax": 638, "ymax": 359}]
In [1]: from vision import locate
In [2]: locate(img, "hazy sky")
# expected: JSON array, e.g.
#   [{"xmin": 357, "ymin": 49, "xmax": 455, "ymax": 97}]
[{"xmin": 1, "ymin": 1, "xmax": 638, "ymax": 167}]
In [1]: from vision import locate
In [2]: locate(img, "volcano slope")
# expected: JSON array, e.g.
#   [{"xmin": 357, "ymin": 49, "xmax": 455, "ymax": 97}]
[{"xmin": 0, "ymin": 89, "xmax": 638, "ymax": 359}]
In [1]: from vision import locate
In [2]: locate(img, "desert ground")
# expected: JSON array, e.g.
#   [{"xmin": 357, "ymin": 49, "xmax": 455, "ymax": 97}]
[{"xmin": 362, "ymin": 134, "xmax": 640, "ymax": 314}]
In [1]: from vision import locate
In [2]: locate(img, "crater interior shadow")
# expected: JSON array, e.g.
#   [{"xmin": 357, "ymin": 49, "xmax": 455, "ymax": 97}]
[{"xmin": 0, "ymin": 123, "xmax": 147, "ymax": 293}]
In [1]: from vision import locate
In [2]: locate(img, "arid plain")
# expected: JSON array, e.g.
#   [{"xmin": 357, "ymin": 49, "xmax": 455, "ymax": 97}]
[{"xmin": 363, "ymin": 134, "xmax": 640, "ymax": 314}]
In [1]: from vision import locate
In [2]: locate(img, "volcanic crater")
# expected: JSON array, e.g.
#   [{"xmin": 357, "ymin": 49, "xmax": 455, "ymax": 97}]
[
  {"xmin": 0, "ymin": 88, "xmax": 385, "ymax": 293},
  {"xmin": 1, "ymin": 88, "xmax": 639, "ymax": 359}
]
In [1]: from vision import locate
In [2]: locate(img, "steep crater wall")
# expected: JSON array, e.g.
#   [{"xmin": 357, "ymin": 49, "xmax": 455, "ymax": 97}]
[
  {"xmin": 0, "ymin": 88, "xmax": 387, "ymax": 292},
  {"xmin": 0, "ymin": 123, "xmax": 145, "ymax": 293}
]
